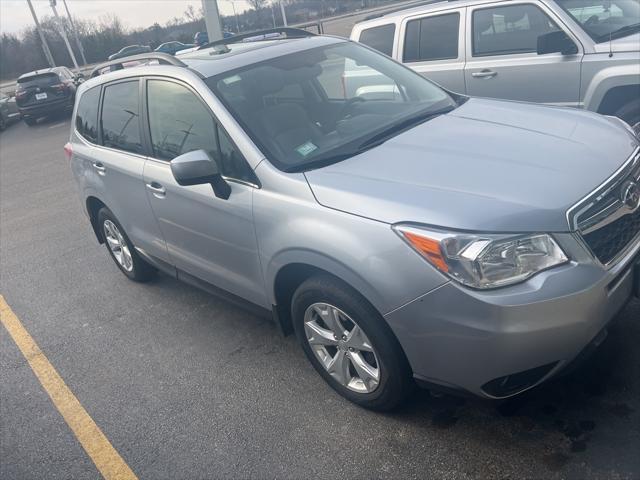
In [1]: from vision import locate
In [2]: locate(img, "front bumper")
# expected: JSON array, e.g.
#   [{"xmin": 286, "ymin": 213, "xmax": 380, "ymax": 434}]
[{"xmin": 385, "ymin": 236, "xmax": 639, "ymax": 399}]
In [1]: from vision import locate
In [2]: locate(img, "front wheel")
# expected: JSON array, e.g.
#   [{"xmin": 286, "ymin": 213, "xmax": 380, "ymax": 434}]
[
  {"xmin": 23, "ymin": 117, "xmax": 37, "ymax": 126},
  {"xmin": 97, "ymin": 207, "xmax": 156, "ymax": 282},
  {"xmin": 292, "ymin": 274, "xmax": 413, "ymax": 411}
]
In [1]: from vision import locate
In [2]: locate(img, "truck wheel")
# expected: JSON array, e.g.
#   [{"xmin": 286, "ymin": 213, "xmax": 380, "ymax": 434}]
[
  {"xmin": 24, "ymin": 117, "xmax": 37, "ymax": 126},
  {"xmin": 615, "ymin": 98, "xmax": 640, "ymax": 131},
  {"xmin": 292, "ymin": 274, "xmax": 414, "ymax": 411},
  {"xmin": 97, "ymin": 207, "xmax": 156, "ymax": 282},
  {"xmin": 0, "ymin": 114, "xmax": 6, "ymax": 131}
]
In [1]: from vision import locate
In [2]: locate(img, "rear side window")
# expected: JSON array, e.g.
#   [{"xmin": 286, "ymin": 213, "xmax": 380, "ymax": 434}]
[
  {"xmin": 472, "ymin": 4, "xmax": 562, "ymax": 56},
  {"xmin": 404, "ymin": 13, "xmax": 460, "ymax": 62},
  {"xmin": 75, "ymin": 86, "xmax": 100, "ymax": 143},
  {"xmin": 100, "ymin": 81, "xmax": 143, "ymax": 155},
  {"xmin": 358, "ymin": 24, "xmax": 396, "ymax": 56}
]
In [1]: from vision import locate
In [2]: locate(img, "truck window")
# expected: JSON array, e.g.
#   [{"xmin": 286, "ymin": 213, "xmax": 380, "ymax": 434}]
[
  {"xmin": 358, "ymin": 24, "xmax": 396, "ymax": 56},
  {"xmin": 472, "ymin": 4, "xmax": 562, "ymax": 57},
  {"xmin": 404, "ymin": 13, "xmax": 460, "ymax": 62}
]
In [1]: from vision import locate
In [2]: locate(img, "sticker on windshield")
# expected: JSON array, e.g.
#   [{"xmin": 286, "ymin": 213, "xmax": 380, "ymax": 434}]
[
  {"xmin": 296, "ymin": 141, "xmax": 318, "ymax": 157},
  {"xmin": 223, "ymin": 75, "xmax": 241, "ymax": 85}
]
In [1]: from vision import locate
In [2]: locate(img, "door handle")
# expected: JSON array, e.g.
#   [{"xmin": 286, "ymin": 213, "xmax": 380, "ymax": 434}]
[
  {"xmin": 92, "ymin": 162, "xmax": 106, "ymax": 175},
  {"xmin": 146, "ymin": 182, "xmax": 166, "ymax": 198},
  {"xmin": 472, "ymin": 70, "xmax": 498, "ymax": 79}
]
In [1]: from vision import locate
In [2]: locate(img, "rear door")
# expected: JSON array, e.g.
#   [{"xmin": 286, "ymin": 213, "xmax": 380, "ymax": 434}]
[
  {"xmin": 141, "ymin": 78, "xmax": 266, "ymax": 307},
  {"xmin": 88, "ymin": 79, "xmax": 170, "ymax": 262},
  {"xmin": 464, "ymin": 1, "xmax": 583, "ymax": 105},
  {"xmin": 398, "ymin": 8, "xmax": 467, "ymax": 94}
]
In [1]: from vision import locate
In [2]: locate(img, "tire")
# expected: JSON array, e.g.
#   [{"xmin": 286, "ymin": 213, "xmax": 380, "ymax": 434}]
[
  {"xmin": 97, "ymin": 207, "xmax": 156, "ymax": 282},
  {"xmin": 0, "ymin": 114, "xmax": 6, "ymax": 131},
  {"xmin": 615, "ymin": 97, "xmax": 640, "ymax": 131},
  {"xmin": 24, "ymin": 117, "xmax": 37, "ymax": 126},
  {"xmin": 292, "ymin": 274, "xmax": 413, "ymax": 411}
]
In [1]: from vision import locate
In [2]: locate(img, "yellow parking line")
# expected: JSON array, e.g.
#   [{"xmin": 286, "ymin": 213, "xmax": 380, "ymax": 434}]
[{"xmin": 0, "ymin": 295, "xmax": 138, "ymax": 480}]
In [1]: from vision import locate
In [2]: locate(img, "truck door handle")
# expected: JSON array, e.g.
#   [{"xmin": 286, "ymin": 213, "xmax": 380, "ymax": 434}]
[
  {"xmin": 92, "ymin": 162, "xmax": 106, "ymax": 175},
  {"xmin": 146, "ymin": 182, "xmax": 166, "ymax": 198},
  {"xmin": 472, "ymin": 70, "xmax": 497, "ymax": 79}
]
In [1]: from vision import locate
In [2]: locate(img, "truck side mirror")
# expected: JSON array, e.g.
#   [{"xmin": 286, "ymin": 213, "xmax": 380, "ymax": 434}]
[{"xmin": 537, "ymin": 31, "xmax": 578, "ymax": 55}]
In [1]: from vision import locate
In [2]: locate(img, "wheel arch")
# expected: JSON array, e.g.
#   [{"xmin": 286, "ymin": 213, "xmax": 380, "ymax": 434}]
[{"xmin": 86, "ymin": 196, "xmax": 107, "ymax": 244}]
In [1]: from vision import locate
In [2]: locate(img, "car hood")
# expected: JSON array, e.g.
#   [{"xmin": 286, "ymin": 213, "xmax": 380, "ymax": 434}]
[
  {"xmin": 593, "ymin": 32, "xmax": 640, "ymax": 53},
  {"xmin": 304, "ymin": 98, "xmax": 638, "ymax": 232}
]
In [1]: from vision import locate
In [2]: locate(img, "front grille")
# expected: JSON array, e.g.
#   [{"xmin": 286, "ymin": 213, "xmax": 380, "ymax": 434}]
[
  {"xmin": 569, "ymin": 147, "xmax": 640, "ymax": 266},
  {"xmin": 582, "ymin": 208, "xmax": 640, "ymax": 264}
]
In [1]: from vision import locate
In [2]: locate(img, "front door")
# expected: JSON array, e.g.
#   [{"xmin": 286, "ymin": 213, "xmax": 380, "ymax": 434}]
[
  {"xmin": 464, "ymin": 2, "xmax": 583, "ymax": 106},
  {"xmin": 141, "ymin": 78, "xmax": 267, "ymax": 307}
]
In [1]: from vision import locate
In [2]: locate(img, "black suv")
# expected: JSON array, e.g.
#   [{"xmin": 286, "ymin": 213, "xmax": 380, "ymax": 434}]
[{"xmin": 15, "ymin": 67, "xmax": 82, "ymax": 126}]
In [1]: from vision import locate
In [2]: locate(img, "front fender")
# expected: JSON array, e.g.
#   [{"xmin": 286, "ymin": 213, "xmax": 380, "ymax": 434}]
[{"xmin": 582, "ymin": 61, "xmax": 640, "ymax": 112}]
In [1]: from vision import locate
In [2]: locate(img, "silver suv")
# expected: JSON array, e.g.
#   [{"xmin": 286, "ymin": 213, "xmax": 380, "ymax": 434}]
[
  {"xmin": 68, "ymin": 31, "xmax": 640, "ymax": 410},
  {"xmin": 351, "ymin": 0, "xmax": 640, "ymax": 130}
]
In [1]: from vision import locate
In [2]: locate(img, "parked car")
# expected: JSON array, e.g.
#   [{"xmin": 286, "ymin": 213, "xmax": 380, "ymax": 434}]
[
  {"xmin": 0, "ymin": 92, "xmax": 21, "ymax": 130},
  {"xmin": 351, "ymin": 0, "xmax": 640, "ymax": 130},
  {"xmin": 68, "ymin": 31, "xmax": 640, "ymax": 411},
  {"xmin": 108, "ymin": 45, "xmax": 152, "ymax": 60},
  {"xmin": 194, "ymin": 31, "xmax": 209, "ymax": 46},
  {"xmin": 15, "ymin": 67, "xmax": 81, "ymax": 126},
  {"xmin": 155, "ymin": 41, "xmax": 195, "ymax": 56}
]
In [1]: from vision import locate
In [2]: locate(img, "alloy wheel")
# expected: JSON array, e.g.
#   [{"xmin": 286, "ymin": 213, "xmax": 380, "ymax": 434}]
[
  {"xmin": 303, "ymin": 302, "xmax": 380, "ymax": 393},
  {"xmin": 103, "ymin": 220, "xmax": 134, "ymax": 272}
]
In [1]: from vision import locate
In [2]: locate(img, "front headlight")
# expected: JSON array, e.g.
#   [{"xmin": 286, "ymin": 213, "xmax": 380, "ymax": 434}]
[{"xmin": 393, "ymin": 225, "xmax": 569, "ymax": 289}]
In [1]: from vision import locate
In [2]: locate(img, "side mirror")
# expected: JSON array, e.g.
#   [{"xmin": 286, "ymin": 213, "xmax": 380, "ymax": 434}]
[
  {"xmin": 537, "ymin": 31, "xmax": 578, "ymax": 55},
  {"xmin": 170, "ymin": 149, "xmax": 231, "ymax": 200}
]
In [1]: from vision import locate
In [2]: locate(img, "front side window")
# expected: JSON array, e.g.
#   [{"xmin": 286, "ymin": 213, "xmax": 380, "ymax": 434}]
[
  {"xmin": 358, "ymin": 24, "xmax": 396, "ymax": 56},
  {"xmin": 146, "ymin": 80, "xmax": 255, "ymax": 183},
  {"xmin": 555, "ymin": 0, "xmax": 639, "ymax": 42},
  {"xmin": 100, "ymin": 81, "xmax": 143, "ymax": 154},
  {"xmin": 75, "ymin": 86, "xmax": 100, "ymax": 143},
  {"xmin": 207, "ymin": 42, "xmax": 457, "ymax": 172},
  {"xmin": 473, "ymin": 4, "xmax": 562, "ymax": 56},
  {"xmin": 404, "ymin": 13, "xmax": 460, "ymax": 62}
]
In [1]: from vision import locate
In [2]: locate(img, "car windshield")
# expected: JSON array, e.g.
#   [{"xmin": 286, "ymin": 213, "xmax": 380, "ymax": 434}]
[
  {"xmin": 556, "ymin": 0, "xmax": 640, "ymax": 42},
  {"xmin": 206, "ymin": 42, "xmax": 457, "ymax": 172},
  {"xmin": 17, "ymin": 73, "xmax": 59, "ymax": 89}
]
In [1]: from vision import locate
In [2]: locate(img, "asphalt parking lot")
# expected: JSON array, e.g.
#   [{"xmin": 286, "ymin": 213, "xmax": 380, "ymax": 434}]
[{"xmin": 1, "ymin": 116, "xmax": 639, "ymax": 479}]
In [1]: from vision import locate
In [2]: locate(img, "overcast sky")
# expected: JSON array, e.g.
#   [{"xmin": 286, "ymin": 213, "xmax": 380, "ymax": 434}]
[{"xmin": 0, "ymin": 0, "xmax": 253, "ymax": 35}]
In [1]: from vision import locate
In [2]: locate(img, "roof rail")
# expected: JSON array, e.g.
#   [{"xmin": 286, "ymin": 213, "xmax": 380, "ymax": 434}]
[
  {"xmin": 359, "ymin": 0, "xmax": 453, "ymax": 22},
  {"xmin": 90, "ymin": 52, "xmax": 187, "ymax": 78},
  {"xmin": 198, "ymin": 27, "xmax": 316, "ymax": 51}
]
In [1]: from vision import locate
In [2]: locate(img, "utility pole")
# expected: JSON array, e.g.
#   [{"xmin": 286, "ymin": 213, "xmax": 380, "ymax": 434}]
[
  {"xmin": 62, "ymin": 0, "xmax": 87, "ymax": 65},
  {"xmin": 201, "ymin": 0, "xmax": 223, "ymax": 42},
  {"xmin": 49, "ymin": 0, "xmax": 79, "ymax": 70},
  {"xmin": 279, "ymin": 1, "xmax": 288, "ymax": 26},
  {"xmin": 26, "ymin": 0, "xmax": 56, "ymax": 67}
]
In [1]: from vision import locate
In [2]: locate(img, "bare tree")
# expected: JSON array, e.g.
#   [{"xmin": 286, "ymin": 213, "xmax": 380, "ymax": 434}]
[{"xmin": 247, "ymin": 0, "xmax": 268, "ymax": 11}]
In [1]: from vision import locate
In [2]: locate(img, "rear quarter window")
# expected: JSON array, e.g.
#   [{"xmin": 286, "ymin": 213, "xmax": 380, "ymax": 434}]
[
  {"xmin": 358, "ymin": 24, "xmax": 396, "ymax": 56},
  {"xmin": 75, "ymin": 86, "xmax": 100, "ymax": 144}
]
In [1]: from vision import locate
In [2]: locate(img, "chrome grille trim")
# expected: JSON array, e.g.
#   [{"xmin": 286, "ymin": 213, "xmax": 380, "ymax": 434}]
[
  {"xmin": 567, "ymin": 146, "xmax": 640, "ymax": 232},
  {"xmin": 567, "ymin": 146, "xmax": 640, "ymax": 267}
]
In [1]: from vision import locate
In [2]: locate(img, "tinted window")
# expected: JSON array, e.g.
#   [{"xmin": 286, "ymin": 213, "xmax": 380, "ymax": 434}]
[
  {"xmin": 147, "ymin": 80, "xmax": 254, "ymax": 182},
  {"xmin": 358, "ymin": 24, "xmax": 396, "ymax": 56},
  {"xmin": 473, "ymin": 4, "xmax": 562, "ymax": 56},
  {"xmin": 17, "ymin": 73, "xmax": 60, "ymax": 88},
  {"xmin": 208, "ymin": 42, "xmax": 456, "ymax": 172},
  {"xmin": 404, "ymin": 13, "xmax": 460, "ymax": 62},
  {"xmin": 75, "ymin": 86, "xmax": 100, "ymax": 143},
  {"xmin": 100, "ymin": 81, "xmax": 143, "ymax": 154}
]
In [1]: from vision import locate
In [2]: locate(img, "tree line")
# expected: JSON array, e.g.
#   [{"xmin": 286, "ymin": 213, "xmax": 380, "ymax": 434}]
[{"xmin": 0, "ymin": 0, "xmax": 403, "ymax": 81}]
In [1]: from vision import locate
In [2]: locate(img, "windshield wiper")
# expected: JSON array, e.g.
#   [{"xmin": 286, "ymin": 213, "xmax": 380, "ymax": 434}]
[
  {"xmin": 597, "ymin": 22, "xmax": 640, "ymax": 42},
  {"xmin": 357, "ymin": 105, "xmax": 455, "ymax": 151},
  {"xmin": 285, "ymin": 105, "xmax": 456, "ymax": 173}
]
